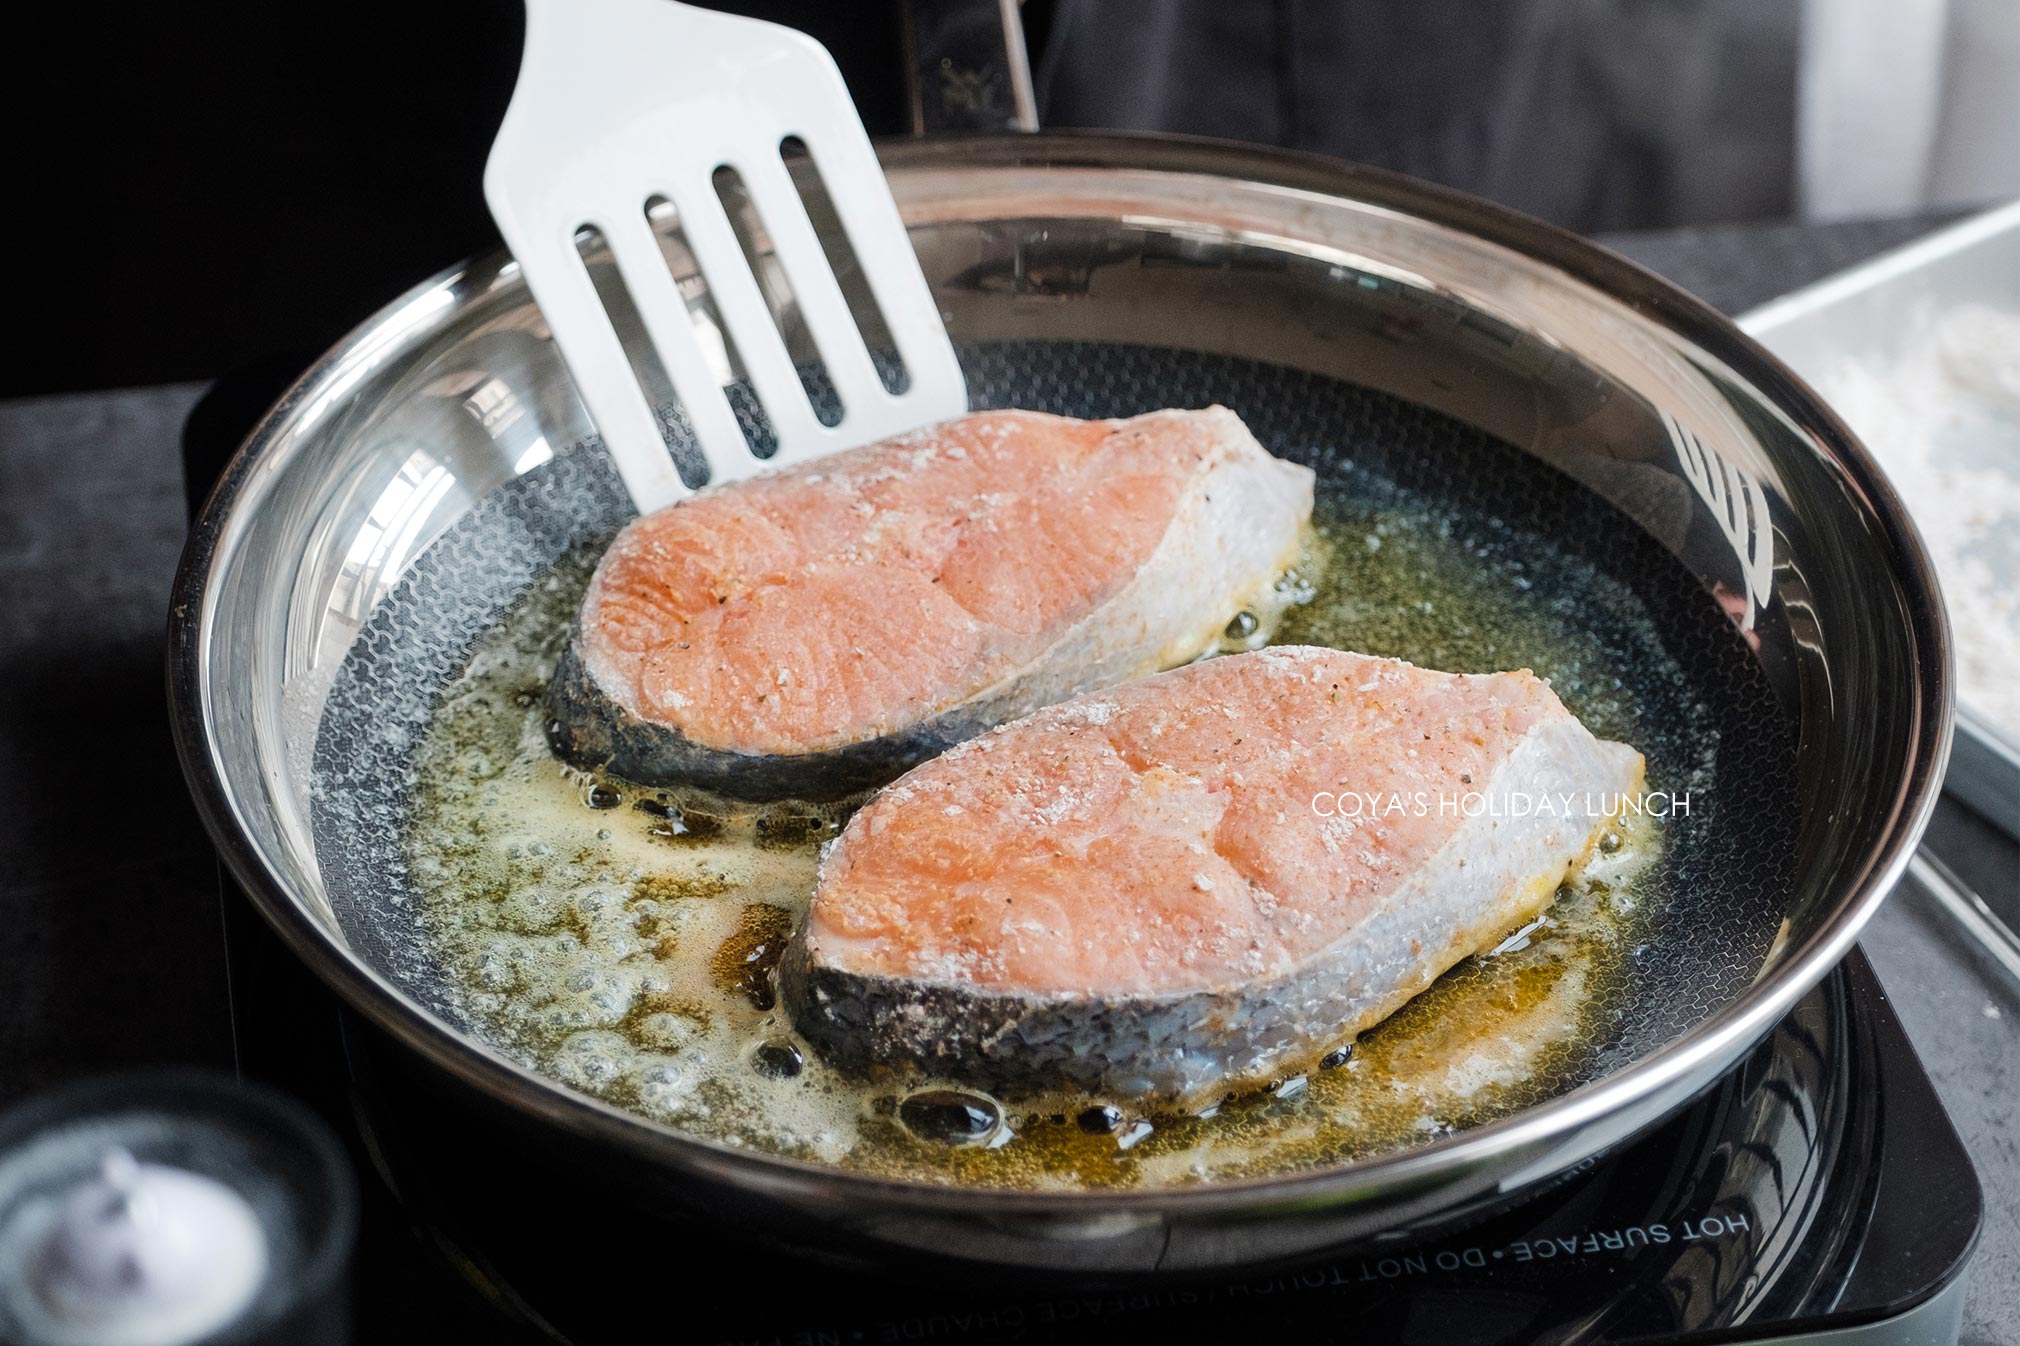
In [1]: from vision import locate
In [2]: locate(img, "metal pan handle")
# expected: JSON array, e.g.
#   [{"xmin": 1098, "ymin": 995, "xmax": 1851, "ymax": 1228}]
[
  {"xmin": 1909, "ymin": 846, "xmax": 2020, "ymax": 986},
  {"xmin": 901, "ymin": 0, "xmax": 1039, "ymax": 134}
]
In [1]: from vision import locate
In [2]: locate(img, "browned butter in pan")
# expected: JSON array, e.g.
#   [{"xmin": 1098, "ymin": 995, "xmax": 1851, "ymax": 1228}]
[{"xmin": 407, "ymin": 480, "xmax": 1690, "ymax": 1189}]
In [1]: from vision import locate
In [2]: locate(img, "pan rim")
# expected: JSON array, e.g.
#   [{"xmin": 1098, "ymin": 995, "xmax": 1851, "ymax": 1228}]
[{"xmin": 167, "ymin": 129, "xmax": 1952, "ymax": 1220}]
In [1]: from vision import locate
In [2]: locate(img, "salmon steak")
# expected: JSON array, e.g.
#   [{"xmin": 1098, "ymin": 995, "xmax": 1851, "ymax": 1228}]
[
  {"xmin": 547, "ymin": 408, "xmax": 1314, "ymax": 801},
  {"xmin": 779, "ymin": 646, "xmax": 1645, "ymax": 1107}
]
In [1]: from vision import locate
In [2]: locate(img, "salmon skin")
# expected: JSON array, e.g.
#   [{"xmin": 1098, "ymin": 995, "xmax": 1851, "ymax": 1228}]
[
  {"xmin": 780, "ymin": 647, "xmax": 1645, "ymax": 1107},
  {"xmin": 548, "ymin": 408, "xmax": 1314, "ymax": 802}
]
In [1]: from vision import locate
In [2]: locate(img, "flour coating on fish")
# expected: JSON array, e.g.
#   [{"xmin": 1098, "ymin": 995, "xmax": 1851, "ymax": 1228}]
[
  {"xmin": 779, "ymin": 647, "xmax": 1645, "ymax": 1106},
  {"xmin": 547, "ymin": 408, "xmax": 1314, "ymax": 801}
]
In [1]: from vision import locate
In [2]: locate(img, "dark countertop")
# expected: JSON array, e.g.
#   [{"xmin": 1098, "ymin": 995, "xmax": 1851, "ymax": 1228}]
[{"xmin": 0, "ymin": 214, "xmax": 2013, "ymax": 1341}]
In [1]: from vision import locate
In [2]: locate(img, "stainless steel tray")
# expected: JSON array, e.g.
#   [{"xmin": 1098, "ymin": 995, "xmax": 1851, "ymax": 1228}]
[{"xmin": 1741, "ymin": 202, "xmax": 2020, "ymax": 839}]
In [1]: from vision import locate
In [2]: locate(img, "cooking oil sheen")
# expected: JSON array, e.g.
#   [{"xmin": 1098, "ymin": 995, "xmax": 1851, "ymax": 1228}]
[{"xmin": 407, "ymin": 477, "xmax": 1685, "ymax": 1189}]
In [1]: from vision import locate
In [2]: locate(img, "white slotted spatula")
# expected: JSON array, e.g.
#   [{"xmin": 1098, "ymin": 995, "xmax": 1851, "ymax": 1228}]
[{"xmin": 484, "ymin": 0, "xmax": 968, "ymax": 513}]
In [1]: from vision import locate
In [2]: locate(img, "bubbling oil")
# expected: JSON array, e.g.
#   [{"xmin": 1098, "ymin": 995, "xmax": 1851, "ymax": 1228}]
[{"xmin": 407, "ymin": 481, "xmax": 1681, "ymax": 1189}]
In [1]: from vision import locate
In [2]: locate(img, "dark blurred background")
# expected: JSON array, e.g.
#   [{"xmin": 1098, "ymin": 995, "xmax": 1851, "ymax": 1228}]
[{"xmin": 0, "ymin": 0, "xmax": 1801, "ymax": 398}]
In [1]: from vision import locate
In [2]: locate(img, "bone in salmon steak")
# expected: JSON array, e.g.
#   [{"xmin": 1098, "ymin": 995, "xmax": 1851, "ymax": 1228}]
[
  {"xmin": 779, "ymin": 646, "xmax": 1646, "ymax": 1107},
  {"xmin": 548, "ymin": 408, "xmax": 1314, "ymax": 802}
]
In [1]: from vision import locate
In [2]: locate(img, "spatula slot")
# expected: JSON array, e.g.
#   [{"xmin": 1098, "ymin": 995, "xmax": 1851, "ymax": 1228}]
[
  {"xmin": 641, "ymin": 195, "xmax": 782, "ymax": 461},
  {"xmin": 780, "ymin": 136, "xmax": 911, "ymax": 397},
  {"xmin": 570, "ymin": 223, "xmax": 712, "ymax": 489},
  {"xmin": 710, "ymin": 164, "xmax": 846, "ymax": 429}
]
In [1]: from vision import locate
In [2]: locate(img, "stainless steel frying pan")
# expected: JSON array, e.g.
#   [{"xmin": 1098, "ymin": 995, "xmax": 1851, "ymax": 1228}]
[{"xmin": 167, "ymin": 133, "xmax": 1950, "ymax": 1276}]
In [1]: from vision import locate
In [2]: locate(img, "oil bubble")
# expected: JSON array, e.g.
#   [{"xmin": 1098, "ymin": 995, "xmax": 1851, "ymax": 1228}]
[
  {"xmin": 1077, "ymin": 1105, "xmax": 1123, "ymax": 1135},
  {"xmin": 899, "ymin": 1090, "xmax": 1005, "ymax": 1148},
  {"xmin": 634, "ymin": 1012, "xmax": 702, "ymax": 1052},
  {"xmin": 752, "ymin": 1039, "xmax": 804, "ymax": 1079}
]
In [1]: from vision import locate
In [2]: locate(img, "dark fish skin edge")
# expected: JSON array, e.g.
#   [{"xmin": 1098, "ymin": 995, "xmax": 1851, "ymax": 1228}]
[
  {"xmin": 545, "ymin": 631, "xmax": 1004, "ymax": 804},
  {"xmin": 777, "ymin": 936, "xmax": 1306, "ymax": 1106}
]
